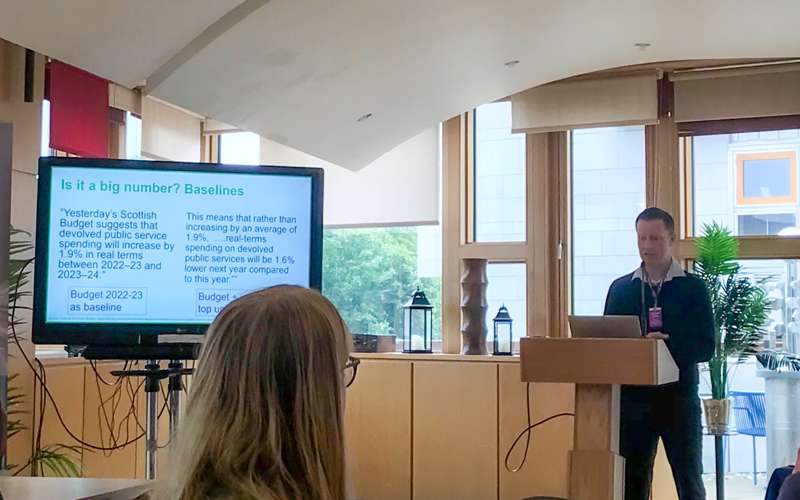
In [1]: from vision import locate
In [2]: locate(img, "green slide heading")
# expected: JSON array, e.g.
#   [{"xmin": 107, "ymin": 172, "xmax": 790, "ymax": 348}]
[{"xmin": 59, "ymin": 180, "xmax": 245, "ymax": 196}]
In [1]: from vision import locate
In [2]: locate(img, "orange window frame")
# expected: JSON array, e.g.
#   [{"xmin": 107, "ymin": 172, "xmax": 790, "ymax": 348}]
[{"xmin": 736, "ymin": 151, "xmax": 797, "ymax": 205}]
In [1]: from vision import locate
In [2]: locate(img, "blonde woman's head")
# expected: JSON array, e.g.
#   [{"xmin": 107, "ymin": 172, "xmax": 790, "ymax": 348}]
[{"xmin": 158, "ymin": 285, "xmax": 351, "ymax": 500}]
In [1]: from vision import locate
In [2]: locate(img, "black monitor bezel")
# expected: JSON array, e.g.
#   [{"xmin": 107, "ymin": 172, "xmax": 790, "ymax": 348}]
[{"xmin": 33, "ymin": 157, "xmax": 323, "ymax": 346}]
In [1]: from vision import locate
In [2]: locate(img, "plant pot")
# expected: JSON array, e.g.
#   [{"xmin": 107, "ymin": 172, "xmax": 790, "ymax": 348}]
[{"xmin": 702, "ymin": 398, "xmax": 732, "ymax": 436}]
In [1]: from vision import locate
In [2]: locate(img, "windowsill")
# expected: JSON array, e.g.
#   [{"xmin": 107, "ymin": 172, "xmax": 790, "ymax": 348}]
[
  {"xmin": 354, "ymin": 352, "xmax": 520, "ymax": 363},
  {"xmin": 35, "ymin": 347, "xmax": 68, "ymax": 360}
]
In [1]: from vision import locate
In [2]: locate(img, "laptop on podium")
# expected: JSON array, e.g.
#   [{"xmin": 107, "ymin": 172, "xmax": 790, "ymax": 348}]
[{"xmin": 568, "ymin": 315, "xmax": 643, "ymax": 339}]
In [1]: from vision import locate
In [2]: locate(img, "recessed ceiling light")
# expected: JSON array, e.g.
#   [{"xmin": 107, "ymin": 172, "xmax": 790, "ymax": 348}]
[
  {"xmin": 357, "ymin": 113, "xmax": 372, "ymax": 122},
  {"xmin": 635, "ymin": 43, "xmax": 651, "ymax": 51},
  {"xmin": 504, "ymin": 60, "xmax": 520, "ymax": 68}
]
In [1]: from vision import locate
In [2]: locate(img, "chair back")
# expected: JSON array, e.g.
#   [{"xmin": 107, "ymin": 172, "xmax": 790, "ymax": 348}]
[{"xmin": 729, "ymin": 390, "xmax": 766, "ymax": 437}]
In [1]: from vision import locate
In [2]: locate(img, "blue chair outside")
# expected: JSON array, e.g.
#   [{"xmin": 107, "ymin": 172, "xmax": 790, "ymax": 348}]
[{"xmin": 729, "ymin": 390, "xmax": 767, "ymax": 485}]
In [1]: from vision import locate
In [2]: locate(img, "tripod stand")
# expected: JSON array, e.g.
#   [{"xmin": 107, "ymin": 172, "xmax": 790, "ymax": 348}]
[{"xmin": 111, "ymin": 360, "xmax": 193, "ymax": 480}]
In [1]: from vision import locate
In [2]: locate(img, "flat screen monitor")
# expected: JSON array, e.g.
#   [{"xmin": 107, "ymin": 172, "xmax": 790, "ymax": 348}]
[{"xmin": 33, "ymin": 158, "xmax": 323, "ymax": 347}]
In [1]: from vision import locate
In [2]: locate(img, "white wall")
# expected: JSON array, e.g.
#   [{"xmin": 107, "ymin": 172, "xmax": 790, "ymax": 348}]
[{"xmin": 260, "ymin": 128, "xmax": 438, "ymax": 228}]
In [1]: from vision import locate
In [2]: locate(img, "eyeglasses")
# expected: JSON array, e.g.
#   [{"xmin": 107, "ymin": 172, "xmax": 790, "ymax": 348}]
[{"xmin": 343, "ymin": 355, "xmax": 360, "ymax": 388}]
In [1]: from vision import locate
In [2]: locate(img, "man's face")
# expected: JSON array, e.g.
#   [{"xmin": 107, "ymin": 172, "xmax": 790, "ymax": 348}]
[{"xmin": 637, "ymin": 219, "xmax": 675, "ymax": 266}]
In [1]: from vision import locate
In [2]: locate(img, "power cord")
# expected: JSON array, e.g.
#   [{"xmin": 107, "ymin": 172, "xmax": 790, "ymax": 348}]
[
  {"xmin": 505, "ymin": 382, "xmax": 574, "ymax": 473},
  {"xmin": 90, "ymin": 359, "xmax": 128, "ymax": 386},
  {"xmin": 9, "ymin": 258, "xmax": 167, "ymax": 454},
  {"xmin": 91, "ymin": 360, "xmax": 151, "ymax": 456}
]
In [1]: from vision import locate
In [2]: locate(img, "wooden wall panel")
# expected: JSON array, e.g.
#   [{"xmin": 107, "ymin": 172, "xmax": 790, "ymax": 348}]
[
  {"xmin": 651, "ymin": 440, "xmax": 679, "ymax": 500},
  {"xmin": 141, "ymin": 96, "xmax": 202, "ymax": 162},
  {"xmin": 2, "ymin": 39, "xmax": 46, "ymax": 470},
  {"xmin": 528, "ymin": 132, "xmax": 569, "ymax": 339},
  {"xmin": 33, "ymin": 363, "xmax": 86, "ymax": 475},
  {"xmin": 81, "ymin": 362, "xmax": 139, "ymax": 479},
  {"xmin": 413, "ymin": 361, "xmax": 497, "ymax": 500},
  {"xmin": 442, "ymin": 116, "xmax": 465, "ymax": 354},
  {"xmin": 345, "ymin": 360, "xmax": 412, "ymax": 500},
  {"xmin": 498, "ymin": 364, "xmax": 574, "ymax": 500}
]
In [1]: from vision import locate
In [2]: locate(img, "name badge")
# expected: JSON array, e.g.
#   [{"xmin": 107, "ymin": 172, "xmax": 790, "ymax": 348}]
[{"xmin": 648, "ymin": 307, "xmax": 663, "ymax": 331}]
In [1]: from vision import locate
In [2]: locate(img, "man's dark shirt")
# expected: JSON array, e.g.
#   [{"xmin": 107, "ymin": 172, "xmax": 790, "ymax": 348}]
[{"xmin": 604, "ymin": 268, "xmax": 715, "ymax": 387}]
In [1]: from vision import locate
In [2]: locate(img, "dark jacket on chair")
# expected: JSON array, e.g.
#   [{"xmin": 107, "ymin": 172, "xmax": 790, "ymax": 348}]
[{"xmin": 778, "ymin": 471, "xmax": 800, "ymax": 500}]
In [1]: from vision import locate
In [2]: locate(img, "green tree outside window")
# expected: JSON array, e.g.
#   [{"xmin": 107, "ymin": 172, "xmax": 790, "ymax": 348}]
[{"xmin": 322, "ymin": 227, "xmax": 442, "ymax": 341}]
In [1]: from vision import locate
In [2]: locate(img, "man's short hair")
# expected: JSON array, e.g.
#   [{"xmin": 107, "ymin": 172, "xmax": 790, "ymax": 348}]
[{"xmin": 636, "ymin": 207, "xmax": 675, "ymax": 234}]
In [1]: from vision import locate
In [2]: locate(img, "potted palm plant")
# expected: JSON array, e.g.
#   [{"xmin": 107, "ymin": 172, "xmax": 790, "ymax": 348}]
[{"xmin": 693, "ymin": 222, "xmax": 772, "ymax": 434}]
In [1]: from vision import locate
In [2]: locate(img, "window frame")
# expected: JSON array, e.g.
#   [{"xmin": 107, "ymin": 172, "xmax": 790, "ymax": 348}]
[
  {"xmin": 678, "ymin": 135, "xmax": 800, "ymax": 262},
  {"xmin": 444, "ymin": 68, "xmax": 800, "ymax": 353},
  {"xmin": 735, "ymin": 151, "xmax": 797, "ymax": 206},
  {"xmin": 441, "ymin": 115, "xmax": 569, "ymax": 353}
]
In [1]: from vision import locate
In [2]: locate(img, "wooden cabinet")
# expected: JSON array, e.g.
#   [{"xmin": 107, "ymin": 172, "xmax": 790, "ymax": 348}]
[
  {"xmin": 345, "ymin": 360, "xmax": 412, "ymax": 500},
  {"xmin": 32, "ymin": 354, "xmax": 678, "ymax": 500},
  {"xmin": 498, "ymin": 363, "xmax": 574, "ymax": 500},
  {"xmin": 344, "ymin": 355, "xmax": 575, "ymax": 500},
  {"xmin": 32, "ymin": 359, "xmax": 173, "ymax": 479},
  {"xmin": 413, "ymin": 362, "xmax": 498, "ymax": 500}
]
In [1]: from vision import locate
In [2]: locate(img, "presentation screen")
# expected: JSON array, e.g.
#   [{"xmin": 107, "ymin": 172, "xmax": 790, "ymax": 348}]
[{"xmin": 33, "ymin": 158, "xmax": 323, "ymax": 346}]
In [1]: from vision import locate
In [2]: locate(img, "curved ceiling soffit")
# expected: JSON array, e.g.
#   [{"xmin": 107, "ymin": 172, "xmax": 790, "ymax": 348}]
[
  {"xmin": 139, "ymin": 1, "xmax": 800, "ymax": 171},
  {"xmin": 145, "ymin": 0, "xmax": 273, "ymax": 94}
]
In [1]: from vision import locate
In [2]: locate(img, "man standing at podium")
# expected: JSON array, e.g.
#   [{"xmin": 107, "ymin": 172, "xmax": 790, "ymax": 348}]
[{"xmin": 604, "ymin": 207, "xmax": 714, "ymax": 500}]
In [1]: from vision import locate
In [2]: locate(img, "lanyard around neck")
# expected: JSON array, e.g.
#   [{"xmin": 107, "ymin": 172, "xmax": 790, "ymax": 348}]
[{"xmin": 640, "ymin": 264, "xmax": 667, "ymax": 307}]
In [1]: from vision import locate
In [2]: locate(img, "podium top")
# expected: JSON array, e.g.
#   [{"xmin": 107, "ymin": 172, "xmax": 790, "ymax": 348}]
[{"xmin": 519, "ymin": 337, "xmax": 679, "ymax": 386}]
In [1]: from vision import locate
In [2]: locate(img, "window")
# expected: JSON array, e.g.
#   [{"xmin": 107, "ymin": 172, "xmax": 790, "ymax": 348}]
[
  {"xmin": 219, "ymin": 131, "xmax": 260, "ymax": 165},
  {"xmin": 690, "ymin": 130, "xmax": 800, "ymax": 236},
  {"xmin": 125, "ymin": 112, "xmax": 143, "ymax": 160},
  {"xmin": 322, "ymin": 226, "xmax": 442, "ymax": 350},
  {"xmin": 474, "ymin": 102, "xmax": 526, "ymax": 242},
  {"xmin": 41, "ymin": 99, "xmax": 51, "ymax": 157},
  {"xmin": 737, "ymin": 152, "xmax": 796, "ymax": 205},
  {"xmin": 685, "ymin": 130, "xmax": 800, "ymax": 485},
  {"xmin": 571, "ymin": 126, "xmax": 646, "ymax": 315},
  {"xmin": 737, "ymin": 213, "xmax": 796, "ymax": 236},
  {"xmin": 485, "ymin": 263, "xmax": 526, "ymax": 342},
  {"xmin": 736, "ymin": 259, "xmax": 800, "ymax": 353}
]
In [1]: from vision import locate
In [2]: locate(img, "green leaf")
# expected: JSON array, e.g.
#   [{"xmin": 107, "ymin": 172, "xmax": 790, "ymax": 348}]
[
  {"xmin": 692, "ymin": 220, "xmax": 799, "ymax": 397},
  {"xmin": 31, "ymin": 444, "xmax": 84, "ymax": 477},
  {"xmin": 695, "ymin": 222, "xmax": 740, "ymax": 277}
]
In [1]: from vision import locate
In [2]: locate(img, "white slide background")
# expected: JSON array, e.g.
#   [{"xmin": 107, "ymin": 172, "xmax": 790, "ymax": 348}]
[{"xmin": 46, "ymin": 166, "xmax": 312, "ymax": 324}]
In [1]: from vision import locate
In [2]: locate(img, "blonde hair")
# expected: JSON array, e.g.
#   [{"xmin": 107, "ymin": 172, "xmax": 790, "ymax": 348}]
[{"xmin": 156, "ymin": 285, "xmax": 351, "ymax": 500}]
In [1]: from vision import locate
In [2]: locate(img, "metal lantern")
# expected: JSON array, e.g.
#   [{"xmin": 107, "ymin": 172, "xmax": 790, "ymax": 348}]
[
  {"xmin": 403, "ymin": 288, "xmax": 433, "ymax": 353},
  {"xmin": 493, "ymin": 304, "xmax": 513, "ymax": 355}
]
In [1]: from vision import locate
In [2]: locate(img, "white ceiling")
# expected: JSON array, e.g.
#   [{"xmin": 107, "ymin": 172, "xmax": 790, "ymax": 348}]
[
  {"xmin": 0, "ymin": 0, "xmax": 247, "ymax": 88},
  {"xmin": 2, "ymin": 0, "xmax": 800, "ymax": 170}
]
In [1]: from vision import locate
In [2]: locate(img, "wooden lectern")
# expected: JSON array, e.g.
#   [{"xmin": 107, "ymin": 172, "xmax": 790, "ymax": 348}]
[{"xmin": 519, "ymin": 338, "xmax": 679, "ymax": 500}]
